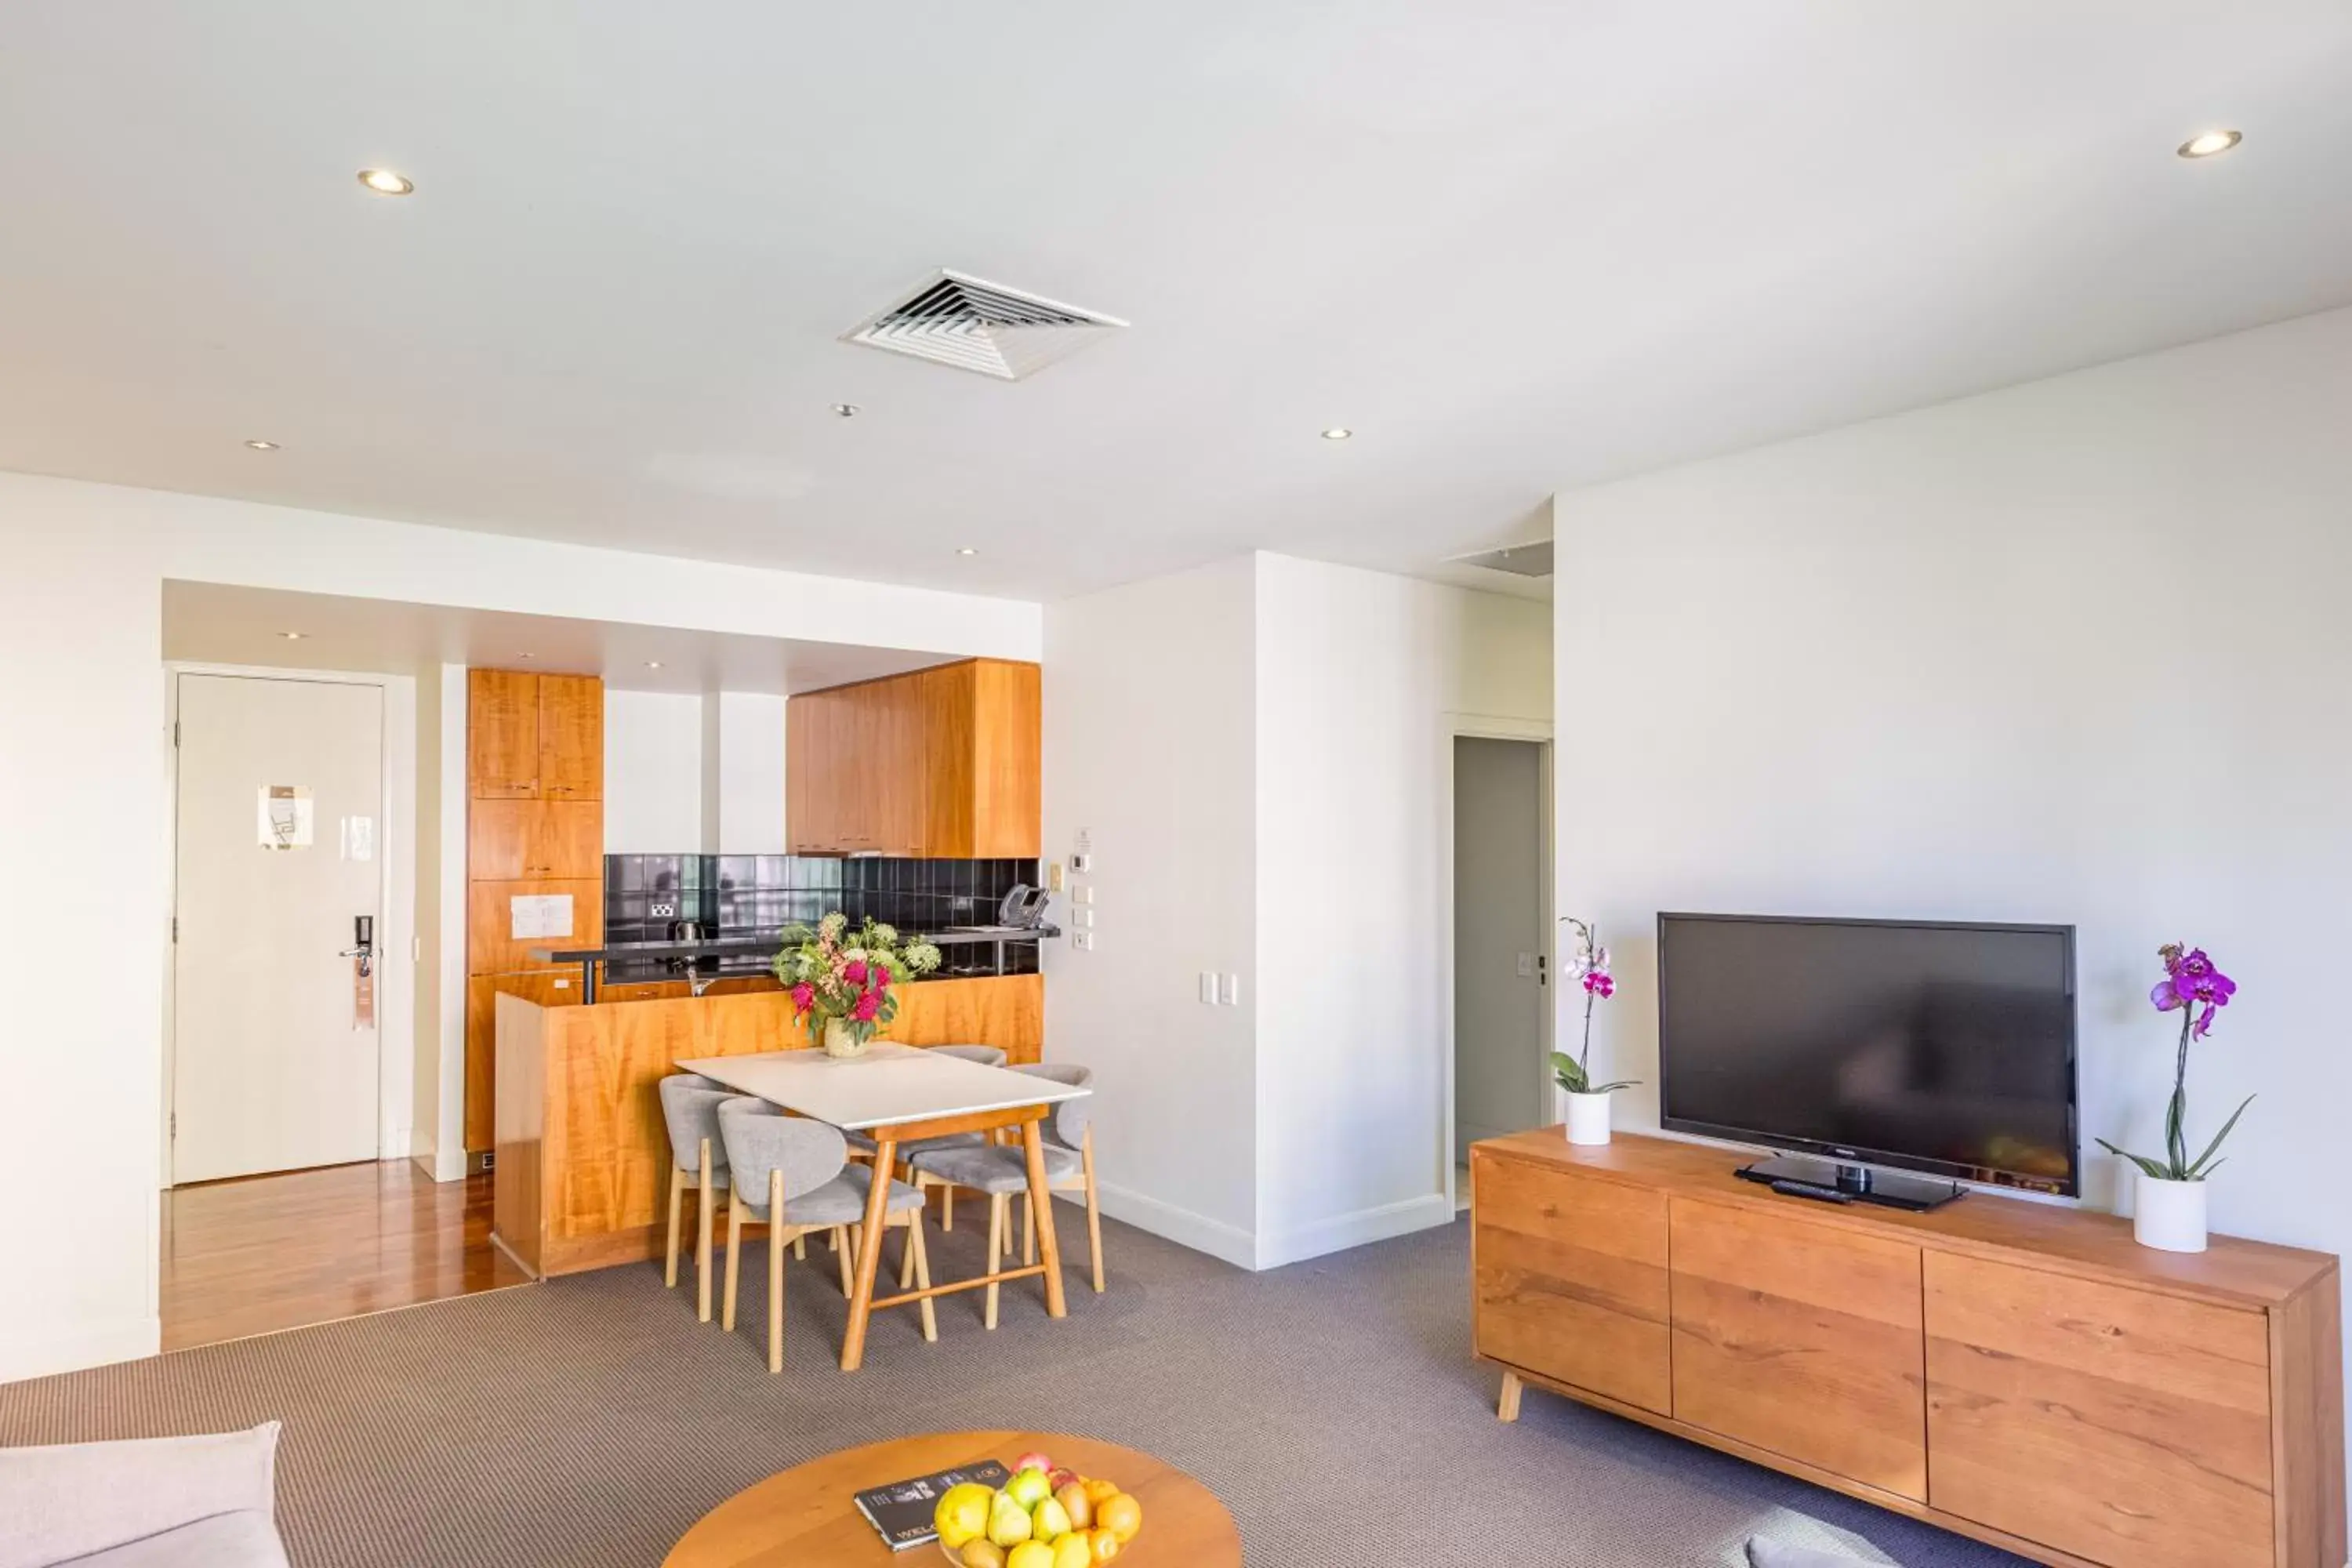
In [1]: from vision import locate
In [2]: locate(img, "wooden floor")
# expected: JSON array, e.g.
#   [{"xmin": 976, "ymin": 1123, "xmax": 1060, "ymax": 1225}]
[{"xmin": 161, "ymin": 1159, "xmax": 532, "ymax": 1352}]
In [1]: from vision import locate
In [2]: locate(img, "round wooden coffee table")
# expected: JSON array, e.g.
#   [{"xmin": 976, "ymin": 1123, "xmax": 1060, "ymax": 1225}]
[{"xmin": 664, "ymin": 1431, "xmax": 1243, "ymax": 1567}]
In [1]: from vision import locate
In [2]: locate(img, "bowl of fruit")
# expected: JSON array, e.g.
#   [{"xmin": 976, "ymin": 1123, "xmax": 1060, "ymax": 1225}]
[{"xmin": 932, "ymin": 1449, "xmax": 1144, "ymax": 1566}]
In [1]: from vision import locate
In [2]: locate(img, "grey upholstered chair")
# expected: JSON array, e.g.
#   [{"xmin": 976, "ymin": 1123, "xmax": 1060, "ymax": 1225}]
[
  {"xmin": 716, "ymin": 1097, "xmax": 937, "ymax": 1371},
  {"xmin": 657, "ymin": 1073, "xmax": 733, "ymax": 1323},
  {"xmin": 906, "ymin": 1062, "xmax": 1103, "ymax": 1327},
  {"xmin": 848, "ymin": 1044, "xmax": 1011, "ymax": 1231}
]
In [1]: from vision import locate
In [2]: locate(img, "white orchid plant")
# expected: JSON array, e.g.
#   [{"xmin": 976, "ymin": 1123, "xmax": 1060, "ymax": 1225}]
[{"xmin": 1550, "ymin": 916, "xmax": 1638, "ymax": 1095}]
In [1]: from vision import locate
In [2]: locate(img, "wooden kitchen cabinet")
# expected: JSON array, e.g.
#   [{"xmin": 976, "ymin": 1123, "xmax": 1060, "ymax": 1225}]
[
  {"xmin": 469, "ymin": 798, "xmax": 601, "ymax": 881},
  {"xmin": 469, "ymin": 669, "xmax": 542, "ymax": 799},
  {"xmin": 465, "ymin": 971, "xmax": 586, "ymax": 1153},
  {"xmin": 466, "ymin": 878, "xmax": 602, "ymax": 978},
  {"xmin": 788, "ymin": 657, "xmax": 1039, "ymax": 857},
  {"xmin": 467, "ymin": 669, "xmax": 604, "ymax": 802},
  {"xmin": 536, "ymin": 674, "xmax": 602, "ymax": 800}
]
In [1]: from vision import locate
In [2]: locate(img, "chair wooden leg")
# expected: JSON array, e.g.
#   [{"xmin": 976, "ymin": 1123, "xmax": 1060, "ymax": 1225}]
[
  {"xmin": 696, "ymin": 1138, "xmax": 716, "ymax": 1323},
  {"xmin": 664, "ymin": 1164, "xmax": 684, "ymax": 1289},
  {"xmin": 793, "ymin": 1232, "xmax": 807, "ymax": 1261},
  {"xmin": 1022, "ymin": 1192, "xmax": 1036, "ymax": 1267},
  {"xmin": 942, "ymin": 1178, "xmax": 955, "ymax": 1232},
  {"xmin": 835, "ymin": 1226, "xmax": 854, "ymax": 1297},
  {"xmin": 722, "ymin": 1191, "xmax": 744, "ymax": 1333},
  {"xmin": 910, "ymin": 1216, "xmax": 938, "ymax": 1342},
  {"xmin": 768, "ymin": 1171, "xmax": 785, "ymax": 1374},
  {"xmin": 1082, "ymin": 1133, "xmax": 1105, "ymax": 1293},
  {"xmin": 985, "ymin": 1194, "xmax": 1007, "ymax": 1330},
  {"xmin": 899, "ymin": 1214, "xmax": 919, "ymax": 1290},
  {"xmin": 1498, "ymin": 1369, "xmax": 1524, "ymax": 1422}
]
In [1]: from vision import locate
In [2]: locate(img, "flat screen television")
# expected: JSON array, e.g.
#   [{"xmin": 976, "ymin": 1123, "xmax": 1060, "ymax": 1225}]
[{"xmin": 1657, "ymin": 913, "xmax": 2078, "ymax": 1198}]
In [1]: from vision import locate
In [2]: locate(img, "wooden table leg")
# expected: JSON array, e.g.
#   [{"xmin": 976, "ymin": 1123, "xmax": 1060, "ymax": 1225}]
[
  {"xmin": 840, "ymin": 1131, "xmax": 898, "ymax": 1370},
  {"xmin": 1021, "ymin": 1117, "xmax": 1069, "ymax": 1319}
]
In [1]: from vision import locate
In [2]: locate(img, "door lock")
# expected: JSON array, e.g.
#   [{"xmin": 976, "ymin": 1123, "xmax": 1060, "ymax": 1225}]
[{"xmin": 339, "ymin": 914, "xmax": 376, "ymax": 978}]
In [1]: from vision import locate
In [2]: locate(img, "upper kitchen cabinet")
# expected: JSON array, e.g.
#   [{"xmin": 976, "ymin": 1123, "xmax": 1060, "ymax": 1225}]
[
  {"xmin": 466, "ymin": 669, "xmax": 604, "ymax": 801},
  {"xmin": 536, "ymin": 674, "xmax": 602, "ymax": 800},
  {"xmin": 469, "ymin": 669, "xmax": 541, "ymax": 798},
  {"xmin": 789, "ymin": 658, "xmax": 1040, "ymax": 858}
]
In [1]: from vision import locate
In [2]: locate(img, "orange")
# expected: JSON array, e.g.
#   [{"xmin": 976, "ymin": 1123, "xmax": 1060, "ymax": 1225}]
[
  {"xmin": 1085, "ymin": 1529, "xmax": 1121, "ymax": 1563},
  {"xmin": 1096, "ymin": 1493, "xmax": 1142, "ymax": 1544},
  {"xmin": 1079, "ymin": 1478, "xmax": 1120, "ymax": 1508}
]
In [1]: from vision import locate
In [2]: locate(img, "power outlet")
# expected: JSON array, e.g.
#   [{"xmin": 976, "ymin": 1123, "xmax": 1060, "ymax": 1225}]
[
  {"xmin": 1072, "ymin": 931, "xmax": 1094, "ymax": 952},
  {"xmin": 1074, "ymin": 907, "xmax": 1093, "ymax": 928},
  {"xmin": 1076, "ymin": 885, "xmax": 1094, "ymax": 906}
]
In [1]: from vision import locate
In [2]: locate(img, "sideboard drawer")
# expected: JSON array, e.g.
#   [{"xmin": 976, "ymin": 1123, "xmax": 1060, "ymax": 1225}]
[
  {"xmin": 1472, "ymin": 1150, "xmax": 1671, "ymax": 1414},
  {"xmin": 1926, "ymin": 1250, "xmax": 2274, "ymax": 1568},
  {"xmin": 1671, "ymin": 1198, "xmax": 1928, "ymax": 1501}
]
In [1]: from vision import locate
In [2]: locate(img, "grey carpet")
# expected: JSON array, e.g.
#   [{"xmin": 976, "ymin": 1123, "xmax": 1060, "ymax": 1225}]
[{"xmin": 0, "ymin": 1210, "xmax": 2026, "ymax": 1567}]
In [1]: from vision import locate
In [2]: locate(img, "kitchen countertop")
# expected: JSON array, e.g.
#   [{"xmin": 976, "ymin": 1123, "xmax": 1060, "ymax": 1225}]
[{"xmin": 528, "ymin": 925, "xmax": 1059, "ymax": 965}]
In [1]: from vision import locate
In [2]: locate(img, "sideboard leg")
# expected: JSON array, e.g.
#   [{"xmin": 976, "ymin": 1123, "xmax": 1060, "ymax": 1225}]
[{"xmin": 1497, "ymin": 1370, "xmax": 1524, "ymax": 1423}]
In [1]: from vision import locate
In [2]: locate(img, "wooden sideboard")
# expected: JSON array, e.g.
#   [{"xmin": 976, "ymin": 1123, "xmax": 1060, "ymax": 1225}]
[{"xmin": 1470, "ymin": 1130, "xmax": 2344, "ymax": 1568}]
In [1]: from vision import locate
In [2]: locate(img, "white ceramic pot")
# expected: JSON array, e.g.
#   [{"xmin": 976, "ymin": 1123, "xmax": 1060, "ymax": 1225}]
[
  {"xmin": 821, "ymin": 1017, "xmax": 869, "ymax": 1059},
  {"xmin": 1564, "ymin": 1090, "xmax": 1613, "ymax": 1146},
  {"xmin": 2134, "ymin": 1171, "xmax": 2209, "ymax": 1254}
]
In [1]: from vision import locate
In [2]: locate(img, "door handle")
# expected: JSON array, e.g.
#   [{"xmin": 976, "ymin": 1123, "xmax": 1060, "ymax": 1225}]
[{"xmin": 339, "ymin": 914, "xmax": 376, "ymax": 978}]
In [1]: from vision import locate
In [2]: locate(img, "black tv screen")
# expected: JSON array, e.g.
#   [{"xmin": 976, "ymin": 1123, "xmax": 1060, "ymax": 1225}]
[{"xmin": 1657, "ymin": 913, "xmax": 2078, "ymax": 1194}]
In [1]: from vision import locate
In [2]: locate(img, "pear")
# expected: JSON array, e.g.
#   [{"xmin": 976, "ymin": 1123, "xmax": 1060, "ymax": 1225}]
[
  {"xmin": 1031, "ymin": 1496, "xmax": 1073, "ymax": 1543},
  {"xmin": 1053, "ymin": 1482, "xmax": 1093, "ymax": 1532},
  {"xmin": 935, "ymin": 1483, "xmax": 995, "ymax": 1551},
  {"xmin": 987, "ymin": 1491, "xmax": 1034, "ymax": 1550},
  {"xmin": 1004, "ymin": 1468, "xmax": 1052, "ymax": 1509}
]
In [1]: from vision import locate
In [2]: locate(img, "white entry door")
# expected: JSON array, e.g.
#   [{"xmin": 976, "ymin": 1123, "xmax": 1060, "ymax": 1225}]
[{"xmin": 172, "ymin": 673, "xmax": 384, "ymax": 1183}]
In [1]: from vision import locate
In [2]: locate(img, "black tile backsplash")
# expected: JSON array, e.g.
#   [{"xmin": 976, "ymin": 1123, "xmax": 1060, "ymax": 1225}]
[{"xmin": 602, "ymin": 854, "xmax": 1040, "ymax": 949}]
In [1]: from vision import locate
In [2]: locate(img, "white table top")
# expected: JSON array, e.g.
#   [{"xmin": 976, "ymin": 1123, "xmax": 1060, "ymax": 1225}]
[{"xmin": 674, "ymin": 1043, "xmax": 1088, "ymax": 1133}]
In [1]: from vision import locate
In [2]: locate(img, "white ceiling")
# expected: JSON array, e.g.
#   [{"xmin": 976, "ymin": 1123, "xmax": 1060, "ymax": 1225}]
[
  {"xmin": 6, "ymin": 4, "xmax": 2350, "ymax": 604},
  {"xmin": 161, "ymin": 581, "xmax": 947, "ymax": 695}
]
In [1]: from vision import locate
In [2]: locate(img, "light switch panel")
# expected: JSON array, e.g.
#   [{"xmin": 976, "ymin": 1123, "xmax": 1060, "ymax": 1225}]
[
  {"xmin": 1219, "ymin": 972, "xmax": 1240, "ymax": 1006},
  {"xmin": 1516, "ymin": 952, "xmax": 1534, "ymax": 978},
  {"xmin": 1199, "ymin": 971, "xmax": 1218, "ymax": 1004},
  {"xmin": 1076, "ymin": 885, "xmax": 1094, "ymax": 906}
]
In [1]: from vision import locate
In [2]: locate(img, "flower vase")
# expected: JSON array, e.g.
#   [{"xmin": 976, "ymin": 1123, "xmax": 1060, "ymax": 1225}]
[
  {"xmin": 821, "ymin": 1018, "xmax": 869, "ymax": 1060},
  {"xmin": 2133, "ymin": 1171, "xmax": 2208, "ymax": 1253},
  {"xmin": 1564, "ymin": 1091, "xmax": 1613, "ymax": 1146}
]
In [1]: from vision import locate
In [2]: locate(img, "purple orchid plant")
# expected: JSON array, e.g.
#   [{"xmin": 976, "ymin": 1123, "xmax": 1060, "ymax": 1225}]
[
  {"xmin": 2096, "ymin": 942, "xmax": 2254, "ymax": 1183},
  {"xmin": 1550, "ymin": 917, "xmax": 1639, "ymax": 1095}
]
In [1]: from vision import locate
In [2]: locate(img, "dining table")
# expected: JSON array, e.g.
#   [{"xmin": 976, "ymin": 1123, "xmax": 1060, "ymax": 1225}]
[{"xmin": 674, "ymin": 1043, "xmax": 1091, "ymax": 1370}]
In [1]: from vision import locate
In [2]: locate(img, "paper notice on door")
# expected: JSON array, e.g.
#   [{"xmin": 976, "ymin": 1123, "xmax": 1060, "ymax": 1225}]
[{"xmin": 510, "ymin": 893, "xmax": 575, "ymax": 940}]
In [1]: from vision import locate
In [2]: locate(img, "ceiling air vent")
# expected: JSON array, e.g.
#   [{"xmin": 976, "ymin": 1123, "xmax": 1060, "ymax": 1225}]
[
  {"xmin": 1451, "ymin": 539, "xmax": 1554, "ymax": 578},
  {"xmin": 842, "ymin": 270, "xmax": 1127, "ymax": 381}
]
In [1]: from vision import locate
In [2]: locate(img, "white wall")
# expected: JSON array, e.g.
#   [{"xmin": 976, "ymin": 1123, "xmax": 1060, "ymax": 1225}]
[
  {"xmin": 704, "ymin": 691, "xmax": 787, "ymax": 854},
  {"xmin": 1254, "ymin": 555, "xmax": 1551, "ymax": 1265},
  {"xmin": 1043, "ymin": 551, "xmax": 1551, "ymax": 1269},
  {"xmin": 0, "ymin": 470, "xmax": 1042, "ymax": 1384},
  {"xmin": 1552, "ymin": 306, "xmax": 2352, "ymax": 1276},
  {"xmin": 604, "ymin": 690, "xmax": 705, "ymax": 851},
  {"xmin": 1041, "ymin": 557, "xmax": 1261, "ymax": 1265}
]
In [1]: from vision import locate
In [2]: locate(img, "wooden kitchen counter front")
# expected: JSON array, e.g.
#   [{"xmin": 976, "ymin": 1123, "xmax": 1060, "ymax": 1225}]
[{"xmin": 492, "ymin": 974, "xmax": 1043, "ymax": 1277}]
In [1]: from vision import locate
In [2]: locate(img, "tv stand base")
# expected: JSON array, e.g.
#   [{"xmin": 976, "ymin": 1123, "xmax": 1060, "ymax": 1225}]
[{"xmin": 1734, "ymin": 1152, "xmax": 1965, "ymax": 1210}]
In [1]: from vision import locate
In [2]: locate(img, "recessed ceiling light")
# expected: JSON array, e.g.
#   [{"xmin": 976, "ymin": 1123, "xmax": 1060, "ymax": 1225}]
[
  {"xmin": 516, "ymin": 652, "xmax": 535, "ymax": 659},
  {"xmin": 357, "ymin": 169, "xmax": 415, "ymax": 195},
  {"xmin": 1321, "ymin": 427, "xmax": 1353, "ymax": 441},
  {"xmin": 956, "ymin": 546, "xmax": 978, "ymax": 557},
  {"xmin": 244, "ymin": 439, "xmax": 279, "ymax": 451},
  {"xmin": 2177, "ymin": 129, "xmax": 2242, "ymax": 159},
  {"xmin": 645, "ymin": 660, "xmax": 663, "ymax": 670},
  {"xmin": 278, "ymin": 631, "xmax": 305, "ymax": 641},
  {"xmin": 831, "ymin": 402, "xmax": 861, "ymax": 418}
]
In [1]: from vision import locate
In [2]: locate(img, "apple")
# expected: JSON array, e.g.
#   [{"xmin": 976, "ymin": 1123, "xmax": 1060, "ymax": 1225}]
[
  {"xmin": 1011, "ymin": 1449, "xmax": 1055, "ymax": 1476},
  {"xmin": 987, "ymin": 1492, "xmax": 1035, "ymax": 1549},
  {"xmin": 935, "ymin": 1483, "xmax": 996, "ymax": 1551},
  {"xmin": 1004, "ymin": 1467, "xmax": 1052, "ymax": 1510},
  {"xmin": 1047, "ymin": 1466, "xmax": 1080, "ymax": 1493},
  {"xmin": 1053, "ymin": 1483, "xmax": 1094, "ymax": 1532}
]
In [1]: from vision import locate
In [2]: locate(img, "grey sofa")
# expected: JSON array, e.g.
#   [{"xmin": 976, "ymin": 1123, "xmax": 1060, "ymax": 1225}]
[{"xmin": 0, "ymin": 1423, "xmax": 288, "ymax": 1567}]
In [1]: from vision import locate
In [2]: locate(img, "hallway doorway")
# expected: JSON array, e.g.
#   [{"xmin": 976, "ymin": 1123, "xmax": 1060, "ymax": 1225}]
[{"xmin": 1450, "ymin": 734, "xmax": 1551, "ymax": 1200}]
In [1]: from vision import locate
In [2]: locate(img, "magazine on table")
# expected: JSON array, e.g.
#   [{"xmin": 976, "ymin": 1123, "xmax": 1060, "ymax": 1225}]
[{"xmin": 853, "ymin": 1460, "xmax": 1012, "ymax": 1551}]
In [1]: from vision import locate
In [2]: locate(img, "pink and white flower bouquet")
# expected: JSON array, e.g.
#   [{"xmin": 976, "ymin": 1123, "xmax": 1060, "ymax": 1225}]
[{"xmin": 772, "ymin": 912, "xmax": 942, "ymax": 1054}]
